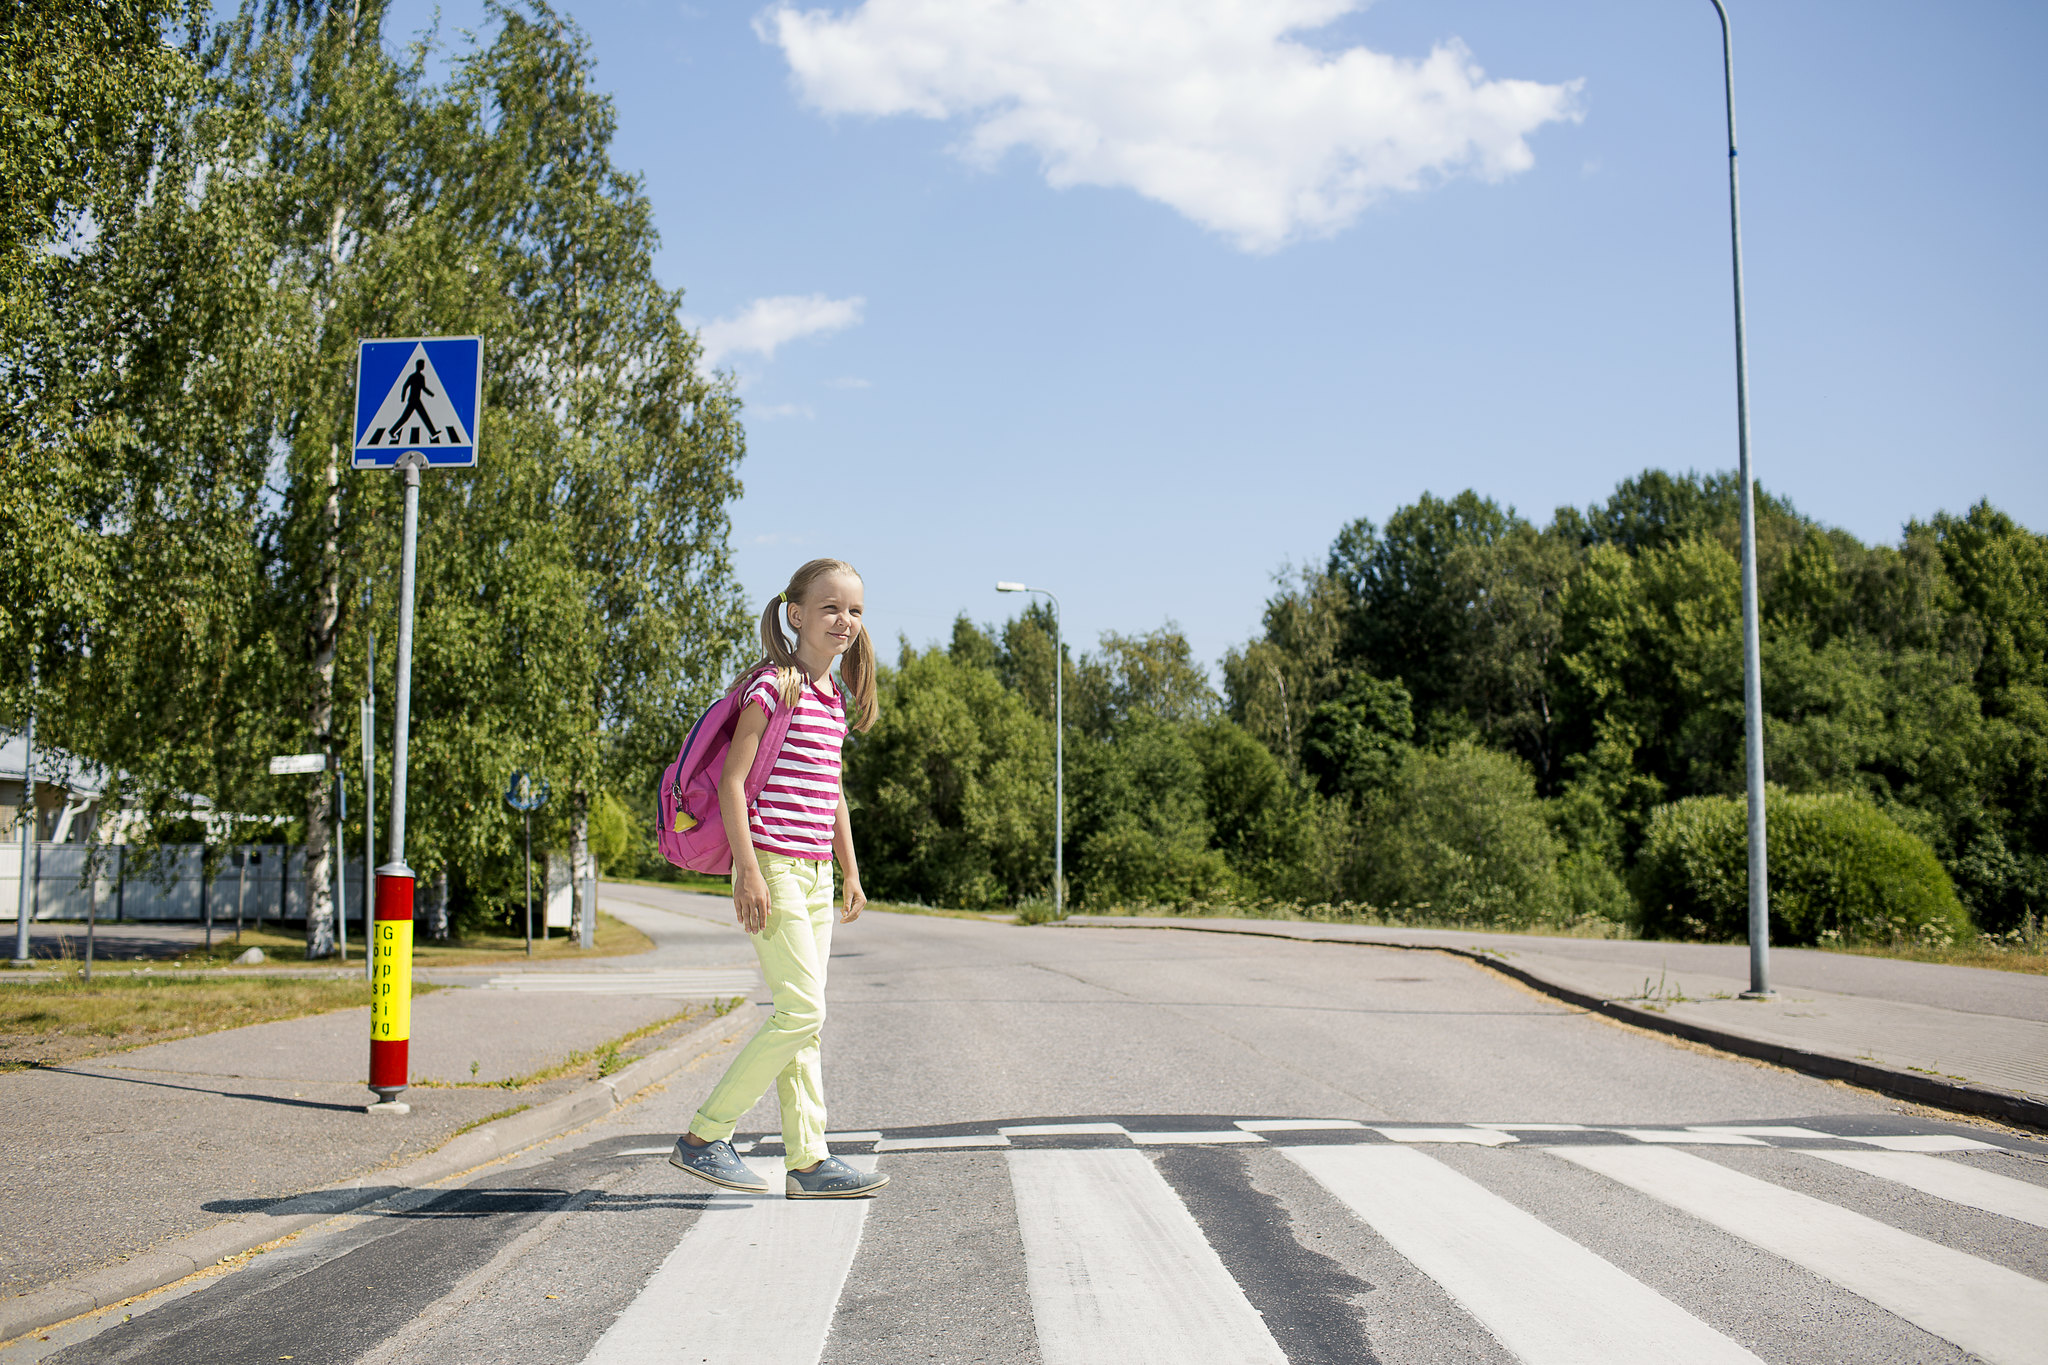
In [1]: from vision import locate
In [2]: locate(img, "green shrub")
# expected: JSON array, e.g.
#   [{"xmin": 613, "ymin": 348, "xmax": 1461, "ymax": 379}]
[
  {"xmin": 1635, "ymin": 790, "xmax": 1972, "ymax": 944},
  {"xmin": 1356, "ymin": 743, "xmax": 1564, "ymax": 926}
]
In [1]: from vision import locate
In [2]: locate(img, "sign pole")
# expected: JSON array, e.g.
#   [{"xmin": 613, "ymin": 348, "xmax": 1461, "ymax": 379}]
[
  {"xmin": 363, "ymin": 635, "xmax": 376, "ymax": 984},
  {"xmin": 369, "ymin": 452, "xmax": 425, "ymax": 1114},
  {"xmin": 12, "ymin": 679, "xmax": 34, "ymax": 966},
  {"xmin": 334, "ymin": 763, "xmax": 347, "ymax": 962}
]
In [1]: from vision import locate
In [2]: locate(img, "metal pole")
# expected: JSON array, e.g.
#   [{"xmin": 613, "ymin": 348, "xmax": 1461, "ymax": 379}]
[
  {"xmin": 362, "ymin": 646, "xmax": 375, "ymax": 984},
  {"xmin": 1708, "ymin": 0, "xmax": 1772, "ymax": 999},
  {"xmin": 370, "ymin": 454, "xmax": 423, "ymax": 1108},
  {"xmin": 12, "ymin": 682, "xmax": 34, "ymax": 965},
  {"xmin": 386, "ymin": 462, "xmax": 421, "ymax": 869},
  {"xmin": 581, "ymin": 868, "xmax": 595, "ymax": 949},
  {"xmin": 523, "ymin": 808, "xmax": 533, "ymax": 957},
  {"xmin": 236, "ymin": 846, "xmax": 247, "ymax": 940},
  {"xmin": 334, "ymin": 768, "xmax": 347, "ymax": 962},
  {"xmin": 1051, "ymin": 595, "xmax": 1063, "ymax": 919},
  {"xmin": 84, "ymin": 838, "xmax": 98, "ymax": 982}
]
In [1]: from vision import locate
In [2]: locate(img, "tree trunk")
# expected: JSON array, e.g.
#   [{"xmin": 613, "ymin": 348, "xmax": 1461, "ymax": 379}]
[
  {"xmin": 303, "ymin": 445, "xmax": 341, "ymax": 958},
  {"xmin": 569, "ymin": 790, "xmax": 591, "ymax": 944},
  {"xmin": 426, "ymin": 867, "xmax": 450, "ymax": 940}
]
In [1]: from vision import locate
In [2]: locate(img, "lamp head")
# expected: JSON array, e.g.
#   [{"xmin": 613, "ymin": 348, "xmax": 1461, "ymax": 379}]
[{"xmin": 995, "ymin": 581, "xmax": 1027, "ymax": 592}]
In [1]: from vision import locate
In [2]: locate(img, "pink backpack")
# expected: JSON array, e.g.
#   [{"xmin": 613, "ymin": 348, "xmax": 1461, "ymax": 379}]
[{"xmin": 656, "ymin": 669, "xmax": 800, "ymax": 874}]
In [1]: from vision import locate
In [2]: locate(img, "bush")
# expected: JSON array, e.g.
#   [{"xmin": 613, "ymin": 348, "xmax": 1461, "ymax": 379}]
[
  {"xmin": 1355, "ymin": 743, "xmax": 1564, "ymax": 926},
  {"xmin": 1635, "ymin": 790, "xmax": 1972, "ymax": 944}
]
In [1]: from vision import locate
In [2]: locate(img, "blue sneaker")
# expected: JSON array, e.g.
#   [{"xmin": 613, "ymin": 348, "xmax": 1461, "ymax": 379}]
[
  {"xmin": 669, "ymin": 1137, "xmax": 770, "ymax": 1193},
  {"xmin": 785, "ymin": 1156, "xmax": 889, "ymax": 1199}
]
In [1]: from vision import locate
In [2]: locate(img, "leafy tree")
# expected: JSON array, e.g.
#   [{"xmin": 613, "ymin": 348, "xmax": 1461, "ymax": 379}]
[
  {"xmin": 1355, "ymin": 743, "xmax": 1564, "ymax": 925},
  {"xmin": 1299, "ymin": 673, "xmax": 1413, "ymax": 804},
  {"xmin": 1068, "ymin": 719, "xmax": 1232, "ymax": 908},
  {"xmin": 846, "ymin": 643, "xmax": 1053, "ymax": 908},
  {"xmin": 1220, "ymin": 565, "xmax": 1346, "ymax": 773}
]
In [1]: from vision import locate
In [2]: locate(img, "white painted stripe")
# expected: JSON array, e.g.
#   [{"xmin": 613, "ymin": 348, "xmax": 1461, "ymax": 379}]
[
  {"xmin": 1797, "ymin": 1149, "xmax": 2048, "ymax": 1231},
  {"xmin": 1554, "ymin": 1144, "xmax": 2048, "ymax": 1365},
  {"xmin": 824, "ymin": 1131, "xmax": 883, "ymax": 1142},
  {"xmin": 1234, "ymin": 1119, "xmax": 1364, "ymax": 1132},
  {"xmin": 1688, "ymin": 1125, "xmax": 1838, "ymax": 1141},
  {"xmin": 1371, "ymin": 1127, "xmax": 1517, "ymax": 1146},
  {"xmin": 1614, "ymin": 1129, "xmax": 1767, "ymax": 1146},
  {"xmin": 582, "ymin": 1156, "xmax": 874, "ymax": 1365},
  {"xmin": 1126, "ymin": 1130, "xmax": 1264, "ymax": 1145},
  {"xmin": 1008, "ymin": 1149, "xmax": 1287, "ymax": 1365},
  {"xmin": 1846, "ymin": 1133, "xmax": 1999, "ymax": 1152},
  {"xmin": 614, "ymin": 1147, "xmax": 673, "ymax": 1157},
  {"xmin": 1282, "ymin": 1145, "xmax": 1763, "ymax": 1365},
  {"xmin": 1000, "ymin": 1122, "xmax": 1128, "ymax": 1137},
  {"xmin": 874, "ymin": 1134, "xmax": 1010, "ymax": 1152},
  {"xmin": 1471, "ymin": 1123, "xmax": 1588, "ymax": 1132}
]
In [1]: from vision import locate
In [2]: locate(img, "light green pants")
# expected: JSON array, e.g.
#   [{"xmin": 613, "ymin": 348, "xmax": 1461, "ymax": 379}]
[{"xmin": 688, "ymin": 851, "xmax": 835, "ymax": 1170}]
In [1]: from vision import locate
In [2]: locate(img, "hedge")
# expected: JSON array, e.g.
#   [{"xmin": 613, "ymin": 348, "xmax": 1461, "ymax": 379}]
[{"xmin": 1635, "ymin": 790, "xmax": 1971, "ymax": 944}]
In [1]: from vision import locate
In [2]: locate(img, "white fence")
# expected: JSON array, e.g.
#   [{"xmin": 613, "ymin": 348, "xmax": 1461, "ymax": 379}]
[{"xmin": 0, "ymin": 843, "xmax": 372, "ymax": 924}]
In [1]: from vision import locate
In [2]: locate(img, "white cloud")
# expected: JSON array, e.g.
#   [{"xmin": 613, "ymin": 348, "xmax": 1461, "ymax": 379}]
[
  {"xmin": 698, "ymin": 293, "xmax": 865, "ymax": 371},
  {"xmin": 828, "ymin": 375, "xmax": 872, "ymax": 389},
  {"xmin": 763, "ymin": 0, "xmax": 1582, "ymax": 252},
  {"xmin": 751, "ymin": 401, "xmax": 817, "ymax": 420}
]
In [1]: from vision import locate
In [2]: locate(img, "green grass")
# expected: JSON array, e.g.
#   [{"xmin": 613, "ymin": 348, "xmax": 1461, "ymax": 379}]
[{"xmin": 451, "ymin": 1103, "xmax": 531, "ymax": 1137}]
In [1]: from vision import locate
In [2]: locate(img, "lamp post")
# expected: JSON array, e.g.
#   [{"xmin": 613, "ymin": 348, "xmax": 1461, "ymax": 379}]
[
  {"xmin": 1707, "ymin": 0, "xmax": 1772, "ymax": 1000},
  {"xmin": 996, "ymin": 582, "xmax": 1062, "ymax": 916}
]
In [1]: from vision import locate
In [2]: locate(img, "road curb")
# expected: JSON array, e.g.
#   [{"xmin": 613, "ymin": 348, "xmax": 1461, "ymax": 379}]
[
  {"xmin": 1057, "ymin": 917, "xmax": 2048, "ymax": 1133},
  {"xmin": 0, "ymin": 1003, "xmax": 760, "ymax": 1347}
]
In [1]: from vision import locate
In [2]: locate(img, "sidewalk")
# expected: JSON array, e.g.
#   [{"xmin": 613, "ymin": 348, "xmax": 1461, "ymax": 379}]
[
  {"xmin": 1060, "ymin": 916, "xmax": 2048, "ymax": 1130},
  {"xmin": 0, "ymin": 891, "xmax": 765, "ymax": 1340}
]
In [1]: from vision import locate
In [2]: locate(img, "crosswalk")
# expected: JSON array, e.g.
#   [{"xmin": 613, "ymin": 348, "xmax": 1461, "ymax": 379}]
[{"xmin": 579, "ymin": 1117, "xmax": 2048, "ymax": 1365}]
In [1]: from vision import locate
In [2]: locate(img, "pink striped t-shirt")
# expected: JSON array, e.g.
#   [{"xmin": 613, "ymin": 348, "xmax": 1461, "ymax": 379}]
[{"xmin": 745, "ymin": 672, "xmax": 847, "ymax": 861}]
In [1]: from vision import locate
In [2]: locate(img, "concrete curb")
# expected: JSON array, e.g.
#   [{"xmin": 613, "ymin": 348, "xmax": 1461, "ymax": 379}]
[
  {"xmin": 1058, "ymin": 917, "xmax": 2048, "ymax": 1133},
  {"xmin": 0, "ymin": 1004, "xmax": 760, "ymax": 1347}
]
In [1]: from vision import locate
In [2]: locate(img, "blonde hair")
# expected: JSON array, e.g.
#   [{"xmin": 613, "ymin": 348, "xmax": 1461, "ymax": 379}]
[{"xmin": 731, "ymin": 558, "xmax": 878, "ymax": 732}]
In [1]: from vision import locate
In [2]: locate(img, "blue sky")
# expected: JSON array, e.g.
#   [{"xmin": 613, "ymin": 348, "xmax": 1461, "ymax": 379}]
[{"xmin": 392, "ymin": 0, "xmax": 2046, "ymax": 675}]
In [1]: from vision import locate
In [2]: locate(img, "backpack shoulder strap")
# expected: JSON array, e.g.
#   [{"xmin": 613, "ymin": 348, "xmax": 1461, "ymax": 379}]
[{"xmin": 739, "ymin": 678, "xmax": 802, "ymax": 803}]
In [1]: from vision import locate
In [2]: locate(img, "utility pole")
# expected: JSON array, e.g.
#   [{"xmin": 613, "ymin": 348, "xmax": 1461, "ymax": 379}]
[
  {"xmin": 1706, "ymin": 0, "xmax": 1774, "ymax": 1000},
  {"xmin": 12, "ymin": 674, "xmax": 35, "ymax": 966}
]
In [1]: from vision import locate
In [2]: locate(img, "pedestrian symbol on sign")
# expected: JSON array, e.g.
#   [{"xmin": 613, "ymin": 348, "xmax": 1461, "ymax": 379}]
[{"xmin": 353, "ymin": 336, "xmax": 482, "ymax": 469}]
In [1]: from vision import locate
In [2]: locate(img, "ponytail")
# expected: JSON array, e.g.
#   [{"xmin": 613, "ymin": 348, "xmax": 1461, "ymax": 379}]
[
  {"xmin": 754, "ymin": 594, "xmax": 806, "ymax": 709},
  {"xmin": 731, "ymin": 558, "xmax": 879, "ymax": 730},
  {"xmin": 841, "ymin": 623, "xmax": 878, "ymax": 733}
]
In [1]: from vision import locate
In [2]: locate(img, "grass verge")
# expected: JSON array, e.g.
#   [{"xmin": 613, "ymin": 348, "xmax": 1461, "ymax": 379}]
[
  {"xmin": 0, "ymin": 971, "xmax": 443, "ymax": 1070},
  {"xmin": 451, "ymin": 1103, "xmax": 531, "ymax": 1138}
]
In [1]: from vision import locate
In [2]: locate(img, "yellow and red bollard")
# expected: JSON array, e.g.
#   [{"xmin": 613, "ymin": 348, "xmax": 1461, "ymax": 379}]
[{"xmin": 368, "ymin": 863, "xmax": 414, "ymax": 1113}]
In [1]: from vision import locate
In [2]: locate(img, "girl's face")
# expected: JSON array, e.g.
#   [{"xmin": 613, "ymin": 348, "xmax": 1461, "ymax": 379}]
[{"xmin": 789, "ymin": 572, "xmax": 865, "ymax": 662}]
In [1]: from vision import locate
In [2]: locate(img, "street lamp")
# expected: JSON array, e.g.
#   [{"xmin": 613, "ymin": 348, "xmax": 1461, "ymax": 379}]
[
  {"xmin": 996, "ymin": 582, "xmax": 1062, "ymax": 917},
  {"xmin": 1707, "ymin": 0, "xmax": 1772, "ymax": 1000}
]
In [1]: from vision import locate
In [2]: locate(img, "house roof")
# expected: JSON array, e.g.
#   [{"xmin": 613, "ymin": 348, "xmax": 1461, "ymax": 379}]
[{"xmin": 1, "ymin": 734, "xmax": 111, "ymax": 798}]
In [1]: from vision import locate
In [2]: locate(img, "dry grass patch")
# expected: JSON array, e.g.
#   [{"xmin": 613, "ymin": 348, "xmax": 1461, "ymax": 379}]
[{"xmin": 0, "ymin": 972, "xmax": 419, "ymax": 1070}]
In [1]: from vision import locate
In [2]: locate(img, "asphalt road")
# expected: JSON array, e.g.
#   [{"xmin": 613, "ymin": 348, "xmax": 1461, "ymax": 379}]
[{"xmin": 20, "ymin": 890, "xmax": 2048, "ymax": 1365}]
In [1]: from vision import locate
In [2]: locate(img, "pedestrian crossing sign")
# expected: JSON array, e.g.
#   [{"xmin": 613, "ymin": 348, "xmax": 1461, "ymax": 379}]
[{"xmin": 353, "ymin": 336, "xmax": 483, "ymax": 469}]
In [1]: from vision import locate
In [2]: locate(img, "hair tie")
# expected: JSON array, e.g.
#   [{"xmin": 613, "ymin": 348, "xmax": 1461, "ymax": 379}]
[{"xmin": 778, "ymin": 591, "xmax": 787, "ymax": 604}]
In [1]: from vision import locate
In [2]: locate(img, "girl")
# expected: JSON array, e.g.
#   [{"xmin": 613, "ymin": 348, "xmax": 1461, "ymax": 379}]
[{"xmin": 669, "ymin": 558, "xmax": 886, "ymax": 1199}]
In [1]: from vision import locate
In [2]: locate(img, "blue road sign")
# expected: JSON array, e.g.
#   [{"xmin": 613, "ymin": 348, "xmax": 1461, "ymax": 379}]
[
  {"xmin": 506, "ymin": 771, "xmax": 550, "ymax": 812},
  {"xmin": 353, "ymin": 336, "xmax": 483, "ymax": 469}
]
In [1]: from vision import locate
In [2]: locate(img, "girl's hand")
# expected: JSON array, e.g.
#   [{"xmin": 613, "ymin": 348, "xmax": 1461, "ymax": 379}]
[
  {"xmin": 840, "ymin": 877, "xmax": 866, "ymax": 924},
  {"xmin": 733, "ymin": 865, "xmax": 771, "ymax": 935}
]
